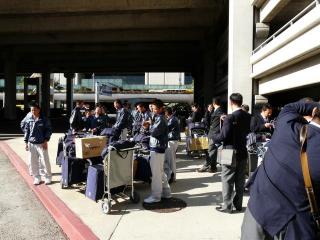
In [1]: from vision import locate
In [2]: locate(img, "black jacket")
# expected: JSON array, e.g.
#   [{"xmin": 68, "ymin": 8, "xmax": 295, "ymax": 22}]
[
  {"xmin": 191, "ymin": 110, "xmax": 203, "ymax": 123},
  {"xmin": 208, "ymin": 107, "xmax": 224, "ymax": 138},
  {"xmin": 250, "ymin": 113, "xmax": 273, "ymax": 133},
  {"xmin": 213, "ymin": 109, "xmax": 251, "ymax": 157},
  {"xmin": 247, "ymin": 101, "xmax": 320, "ymax": 239}
]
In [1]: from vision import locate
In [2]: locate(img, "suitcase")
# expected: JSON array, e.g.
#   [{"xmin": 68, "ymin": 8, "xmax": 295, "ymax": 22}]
[
  {"xmin": 248, "ymin": 152, "xmax": 258, "ymax": 177},
  {"xmin": 61, "ymin": 156, "xmax": 87, "ymax": 188},
  {"xmin": 85, "ymin": 164, "xmax": 104, "ymax": 201},
  {"xmin": 56, "ymin": 136, "xmax": 65, "ymax": 166},
  {"xmin": 134, "ymin": 155, "xmax": 152, "ymax": 183}
]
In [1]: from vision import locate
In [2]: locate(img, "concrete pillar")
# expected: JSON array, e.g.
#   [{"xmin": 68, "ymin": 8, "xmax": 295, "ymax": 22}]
[
  {"xmin": 41, "ymin": 72, "xmax": 50, "ymax": 117},
  {"xmin": 4, "ymin": 57, "xmax": 16, "ymax": 120},
  {"xmin": 228, "ymin": 0, "xmax": 254, "ymax": 113},
  {"xmin": 64, "ymin": 73, "xmax": 75, "ymax": 117}
]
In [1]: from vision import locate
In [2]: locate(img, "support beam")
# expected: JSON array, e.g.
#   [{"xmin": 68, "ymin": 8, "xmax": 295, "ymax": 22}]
[
  {"xmin": 228, "ymin": 0, "xmax": 253, "ymax": 112},
  {"xmin": 41, "ymin": 72, "xmax": 50, "ymax": 117},
  {"xmin": 64, "ymin": 73, "xmax": 74, "ymax": 117},
  {"xmin": 4, "ymin": 56, "xmax": 17, "ymax": 120}
]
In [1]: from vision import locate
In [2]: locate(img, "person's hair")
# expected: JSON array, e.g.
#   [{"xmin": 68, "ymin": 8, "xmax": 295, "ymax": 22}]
[
  {"xmin": 299, "ymin": 97, "xmax": 314, "ymax": 103},
  {"xmin": 137, "ymin": 102, "xmax": 145, "ymax": 108},
  {"xmin": 95, "ymin": 103, "xmax": 102, "ymax": 108},
  {"xmin": 76, "ymin": 100, "xmax": 84, "ymax": 105},
  {"xmin": 314, "ymin": 107, "xmax": 320, "ymax": 119},
  {"xmin": 212, "ymin": 97, "xmax": 221, "ymax": 106},
  {"xmin": 241, "ymin": 104, "xmax": 249, "ymax": 112},
  {"xmin": 229, "ymin": 93, "xmax": 243, "ymax": 106},
  {"xmin": 30, "ymin": 102, "xmax": 40, "ymax": 109},
  {"xmin": 114, "ymin": 99, "xmax": 122, "ymax": 107},
  {"xmin": 165, "ymin": 107, "xmax": 173, "ymax": 115},
  {"xmin": 192, "ymin": 103, "xmax": 199, "ymax": 108},
  {"xmin": 261, "ymin": 103, "xmax": 272, "ymax": 112},
  {"xmin": 152, "ymin": 99, "xmax": 164, "ymax": 109}
]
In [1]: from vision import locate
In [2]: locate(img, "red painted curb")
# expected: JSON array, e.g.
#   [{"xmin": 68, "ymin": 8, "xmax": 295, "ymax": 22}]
[{"xmin": 0, "ymin": 142, "xmax": 99, "ymax": 240}]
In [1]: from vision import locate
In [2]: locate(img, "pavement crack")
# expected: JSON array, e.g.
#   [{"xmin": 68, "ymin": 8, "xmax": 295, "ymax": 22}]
[{"xmin": 108, "ymin": 204, "xmax": 129, "ymax": 240}]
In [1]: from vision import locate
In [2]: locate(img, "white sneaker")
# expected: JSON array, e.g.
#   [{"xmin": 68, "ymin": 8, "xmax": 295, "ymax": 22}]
[
  {"xmin": 45, "ymin": 177, "xmax": 52, "ymax": 185},
  {"xmin": 33, "ymin": 177, "xmax": 41, "ymax": 185},
  {"xmin": 144, "ymin": 195, "xmax": 161, "ymax": 204}
]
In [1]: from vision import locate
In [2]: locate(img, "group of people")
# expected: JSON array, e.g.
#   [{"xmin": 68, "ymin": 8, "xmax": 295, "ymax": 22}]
[
  {"xmin": 69, "ymin": 99, "xmax": 180, "ymax": 204},
  {"xmin": 20, "ymin": 93, "xmax": 320, "ymax": 239}
]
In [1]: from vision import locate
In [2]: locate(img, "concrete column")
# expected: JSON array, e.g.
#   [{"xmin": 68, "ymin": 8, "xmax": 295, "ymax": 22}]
[
  {"xmin": 228, "ymin": 0, "xmax": 254, "ymax": 113},
  {"xmin": 41, "ymin": 72, "xmax": 50, "ymax": 117},
  {"xmin": 64, "ymin": 73, "xmax": 75, "ymax": 117},
  {"xmin": 4, "ymin": 57, "xmax": 16, "ymax": 120}
]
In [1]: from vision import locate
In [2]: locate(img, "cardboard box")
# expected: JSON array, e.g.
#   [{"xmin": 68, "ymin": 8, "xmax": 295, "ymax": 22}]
[
  {"xmin": 187, "ymin": 136, "xmax": 209, "ymax": 151},
  {"xmin": 75, "ymin": 136, "xmax": 107, "ymax": 159}
]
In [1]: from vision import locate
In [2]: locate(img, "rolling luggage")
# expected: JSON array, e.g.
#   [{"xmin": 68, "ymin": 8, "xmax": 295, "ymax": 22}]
[
  {"xmin": 61, "ymin": 156, "xmax": 87, "ymax": 188},
  {"xmin": 134, "ymin": 155, "xmax": 152, "ymax": 183},
  {"xmin": 86, "ymin": 164, "xmax": 104, "ymax": 201}
]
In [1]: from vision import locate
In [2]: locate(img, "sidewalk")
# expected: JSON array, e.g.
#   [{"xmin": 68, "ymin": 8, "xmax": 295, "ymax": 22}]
[{"xmin": 2, "ymin": 134, "xmax": 248, "ymax": 240}]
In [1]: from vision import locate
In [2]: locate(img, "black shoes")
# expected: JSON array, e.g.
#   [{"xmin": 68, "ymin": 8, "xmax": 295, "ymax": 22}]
[
  {"xmin": 197, "ymin": 165, "xmax": 217, "ymax": 173},
  {"xmin": 215, "ymin": 206, "xmax": 233, "ymax": 214}
]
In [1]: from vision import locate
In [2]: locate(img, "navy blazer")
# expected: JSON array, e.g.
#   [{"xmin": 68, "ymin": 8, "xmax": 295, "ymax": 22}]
[
  {"xmin": 208, "ymin": 107, "xmax": 224, "ymax": 138},
  {"xmin": 247, "ymin": 101, "xmax": 320, "ymax": 239},
  {"xmin": 213, "ymin": 109, "xmax": 251, "ymax": 158},
  {"xmin": 250, "ymin": 113, "xmax": 273, "ymax": 134}
]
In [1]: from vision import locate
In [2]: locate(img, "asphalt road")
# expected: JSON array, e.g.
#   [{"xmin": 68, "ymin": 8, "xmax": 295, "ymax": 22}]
[{"xmin": 0, "ymin": 151, "xmax": 67, "ymax": 240}]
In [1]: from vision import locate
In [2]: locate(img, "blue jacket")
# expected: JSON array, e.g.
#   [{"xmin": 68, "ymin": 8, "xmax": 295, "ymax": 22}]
[
  {"xmin": 20, "ymin": 112, "xmax": 33, "ymax": 133},
  {"xmin": 149, "ymin": 114, "xmax": 168, "ymax": 153},
  {"xmin": 167, "ymin": 115, "xmax": 180, "ymax": 141},
  {"xmin": 24, "ymin": 115, "xmax": 52, "ymax": 144},
  {"xmin": 113, "ymin": 108, "xmax": 129, "ymax": 131},
  {"xmin": 90, "ymin": 115, "xmax": 108, "ymax": 134},
  {"xmin": 247, "ymin": 101, "xmax": 320, "ymax": 239}
]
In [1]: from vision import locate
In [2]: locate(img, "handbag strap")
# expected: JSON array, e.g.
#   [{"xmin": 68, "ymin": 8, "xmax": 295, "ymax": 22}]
[{"xmin": 300, "ymin": 125, "xmax": 320, "ymax": 230}]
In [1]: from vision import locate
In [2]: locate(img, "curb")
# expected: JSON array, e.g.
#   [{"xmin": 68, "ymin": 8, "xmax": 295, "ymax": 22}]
[{"xmin": 0, "ymin": 142, "xmax": 99, "ymax": 240}]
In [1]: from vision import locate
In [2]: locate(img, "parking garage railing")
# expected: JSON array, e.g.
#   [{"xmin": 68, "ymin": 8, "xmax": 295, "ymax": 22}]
[{"xmin": 252, "ymin": 0, "xmax": 319, "ymax": 55}]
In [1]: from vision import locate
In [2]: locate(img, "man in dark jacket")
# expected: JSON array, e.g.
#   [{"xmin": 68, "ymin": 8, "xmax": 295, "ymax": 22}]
[
  {"xmin": 144, "ymin": 99, "xmax": 171, "ymax": 204},
  {"xmin": 69, "ymin": 100, "xmax": 85, "ymax": 132},
  {"xmin": 190, "ymin": 103, "xmax": 203, "ymax": 123},
  {"xmin": 24, "ymin": 103, "xmax": 52, "ymax": 185},
  {"xmin": 241, "ymin": 101, "xmax": 320, "ymax": 240},
  {"xmin": 198, "ymin": 97, "xmax": 225, "ymax": 172},
  {"xmin": 164, "ymin": 107, "xmax": 180, "ymax": 182},
  {"xmin": 90, "ymin": 104, "xmax": 109, "ymax": 135},
  {"xmin": 250, "ymin": 103, "xmax": 273, "ymax": 134},
  {"xmin": 113, "ymin": 99, "xmax": 130, "ymax": 140},
  {"xmin": 214, "ymin": 93, "xmax": 251, "ymax": 213}
]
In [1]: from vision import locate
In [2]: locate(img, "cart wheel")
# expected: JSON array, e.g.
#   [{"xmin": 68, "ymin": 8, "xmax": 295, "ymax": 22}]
[
  {"xmin": 130, "ymin": 191, "xmax": 140, "ymax": 204},
  {"xmin": 102, "ymin": 201, "xmax": 111, "ymax": 214}
]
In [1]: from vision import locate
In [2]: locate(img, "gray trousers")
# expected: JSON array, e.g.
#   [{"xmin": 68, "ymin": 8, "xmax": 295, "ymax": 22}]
[
  {"xmin": 221, "ymin": 157, "xmax": 247, "ymax": 210},
  {"xmin": 205, "ymin": 139, "xmax": 218, "ymax": 169},
  {"xmin": 241, "ymin": 208, "xmax": 286, "ymax": 240}
]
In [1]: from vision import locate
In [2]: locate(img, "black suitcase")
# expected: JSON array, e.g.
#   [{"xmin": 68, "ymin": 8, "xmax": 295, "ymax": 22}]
[
  {"xmin": 134, "ymin": 155, "xmax": 151, "ymax": 183},
  {"xmin": 61, "ymin": 156, "xmax": 87, "ymax": 188},
  {"xmin": 85, "ymin": 164, "xmax": 104, "ymax": 201}
]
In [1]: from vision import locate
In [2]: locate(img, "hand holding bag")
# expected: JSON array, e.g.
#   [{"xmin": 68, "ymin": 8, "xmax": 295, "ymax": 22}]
[{"xmin": 217, "ymin": 115, "xmax": 237, "ymax": 167}]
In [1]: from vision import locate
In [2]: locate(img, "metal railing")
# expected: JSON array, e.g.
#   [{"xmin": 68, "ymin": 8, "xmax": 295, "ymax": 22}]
[{"xmin": 252, "ymin": 0, "xmax": 319, "ymax": 55}]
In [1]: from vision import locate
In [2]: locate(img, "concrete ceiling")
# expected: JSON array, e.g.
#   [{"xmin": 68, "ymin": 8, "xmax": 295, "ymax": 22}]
[{"xmin": 0, "ymin": 0, "xmax": 228, "ymax": 73}]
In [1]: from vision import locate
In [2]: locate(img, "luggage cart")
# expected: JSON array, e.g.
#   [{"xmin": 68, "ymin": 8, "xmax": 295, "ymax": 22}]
[
  {"xmin": 186, "ymin": 123, "xmax": 208, "ymax": 157},
  {"xmin": 101, "ymin": 145, "xmax": 141, "ymax": 214}
]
